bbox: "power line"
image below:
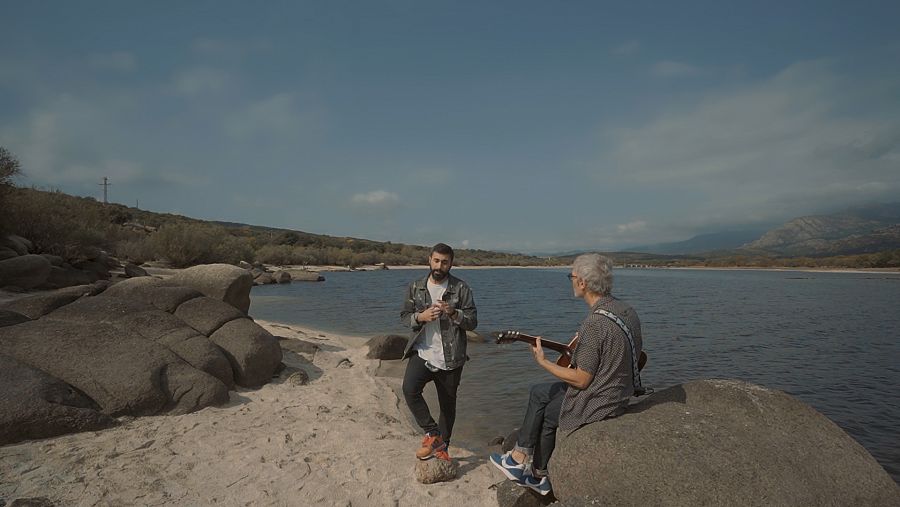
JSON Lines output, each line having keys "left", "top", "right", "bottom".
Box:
{"left": 98, "top": 177, "right": 111, "bottom": 204}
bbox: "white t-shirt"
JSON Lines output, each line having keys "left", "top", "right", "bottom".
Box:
{"left": 415, "top": 278, "right": 449, "bottom": 370}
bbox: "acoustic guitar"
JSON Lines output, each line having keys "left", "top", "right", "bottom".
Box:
{"left": 492, "top": 330, "right": 648, "bottom": 371}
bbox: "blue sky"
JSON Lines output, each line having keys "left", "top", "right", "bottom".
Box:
{"left": 2, "top": 1, "right": 899, "bottom": 253}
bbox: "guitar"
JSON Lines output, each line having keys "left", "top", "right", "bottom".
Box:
{"left": 492, "top": 330, "right": 648, "bottom": 371}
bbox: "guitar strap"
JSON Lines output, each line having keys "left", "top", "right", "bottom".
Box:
{"left": 593, "top": 309, "right": 650, "bottom": 396}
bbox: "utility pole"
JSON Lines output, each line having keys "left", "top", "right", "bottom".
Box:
{"left": 98, "top": 177, "right": 111, "bottom": 204}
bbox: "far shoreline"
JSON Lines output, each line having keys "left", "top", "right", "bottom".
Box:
{"left": 287, "top": 264, "right": 900, "bottom": 275}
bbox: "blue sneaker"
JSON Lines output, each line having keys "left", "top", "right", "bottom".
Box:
{"left": 489, "top": 452, "right": 526, "bottom": 483}
{"left": 523, "top": 475, "right": 552, "bottom": 496}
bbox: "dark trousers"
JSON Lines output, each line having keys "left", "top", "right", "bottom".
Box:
{"left": 402, "top": 354, "right": 464, "bottom": 443}
{"left": 517, "top": 381, "right": 567, "bottom": 473}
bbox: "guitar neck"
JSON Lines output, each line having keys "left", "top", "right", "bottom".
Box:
{"left": 498, "top": 332, "right": 571, "bottom": 354}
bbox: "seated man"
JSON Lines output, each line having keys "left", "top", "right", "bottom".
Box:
{"left": 490, "top": 253, "right": 643, "bottom": 496}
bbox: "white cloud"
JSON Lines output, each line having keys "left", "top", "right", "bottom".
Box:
{"left": 611, "top": 41, "right": 640, "bottom": 56}
{"left": 650, "top": 60, "right": 700, "bottom": 77}
{"left": 596, "top": 59, "right": 900, "bottom": 232}
{"left": 88, "top": 51, "right": 137, "bottom": 72}
{"left": 617, "top": 220, "right": 647, "bottom": 233}
{"left": 461, "top": 239, "right": 470, "bottom": 248}
{"left": 172, "top": 67, "right": 231, "bottom": 96}
{"left": 224, "top": 93, "right": 323, "bottom": 142}
{"left": 351, "top": 190, "right": 400, "bottom": 207}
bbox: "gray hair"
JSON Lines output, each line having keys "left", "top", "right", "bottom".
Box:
{"left": 572, "top": 253, "right": 613, "bottom": 295}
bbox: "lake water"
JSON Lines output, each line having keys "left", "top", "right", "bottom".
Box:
{"left": 249, "top": 267, "right": 900, "bottom": 482}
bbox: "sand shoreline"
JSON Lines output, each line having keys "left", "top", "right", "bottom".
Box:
{"left": 0, "top": 319, "right": 502, "bottom": 506}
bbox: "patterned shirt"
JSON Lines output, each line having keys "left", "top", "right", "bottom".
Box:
{"left": 558, "top": 295, "right": 643, "bottom": 434}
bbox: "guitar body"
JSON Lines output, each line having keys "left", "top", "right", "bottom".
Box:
{"left": 493, "top": 330, "right": 647, "bottom": 371}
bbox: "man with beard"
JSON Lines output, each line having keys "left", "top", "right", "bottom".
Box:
{"left": 400, "top": 243, "right": 478, "bottom": 462}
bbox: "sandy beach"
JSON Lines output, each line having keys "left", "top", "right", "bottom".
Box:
{"left": 0, "top": 320, "right": 502, "bottom": 506}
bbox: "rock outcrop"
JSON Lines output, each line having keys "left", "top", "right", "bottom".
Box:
{"left": 365, "top": 334, "right": 408, "bottom": 359}
{"left": 0, "top": 263, "right": 284, "bottom": 446}
{"left": 165, "top": 264, "right": 253, "bottom": 313}
{"left": 550, "top": 379, "right": 900, "bottom": 506}
{"left": 0, "top": 353, "right": 114, "bottom": 445}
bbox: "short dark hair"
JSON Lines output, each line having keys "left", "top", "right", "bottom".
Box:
{"left": 431, "top": 243, "right": 454, "bottom": 261}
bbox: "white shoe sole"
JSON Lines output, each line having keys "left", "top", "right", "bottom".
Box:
{"left": 490, "top": 455, "right": 524, "bottom": 482}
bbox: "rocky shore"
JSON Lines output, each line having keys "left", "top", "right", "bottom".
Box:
{"left": 1, "top": 320, "right": 502, "bottom": 506}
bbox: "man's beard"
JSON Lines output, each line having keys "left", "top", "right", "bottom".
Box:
{"left": 431, "top": 269, "right": 448, "bottom": 281}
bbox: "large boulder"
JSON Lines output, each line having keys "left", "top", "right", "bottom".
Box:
{"left": 272, "top": 270, "right": 291, "bottom": 284}
{"left": 0, "top": 254, "right": 52, "bottom": 289}
{"left": 0, "top": 247, "right": 18, "bottom": 261}
{"left": 0, "top": 319, "right": 229, "bottom": 416}
{"left": 0, "top": 283, "right": 105, "bottom": 319}
{"left": 44, "top": 295, "right": 234, "bottom": 389}
{"left": 209, "top": 318, "right": 282, "bottom": 387}
{"left": 365, "top": 334, "right": 408, "bottom": 360}
{"left": 0, "top": 309, "right": 31, "bottom": 328}
{"left": 41, "top": 265, "right": 95, "bottom": 289}
{"left": 164, "top": 264, "right": 253, "bottom": 314}
{"left": 174, "top": 296, "right": 245, "bottom": 336}
{"left": 0, "top": 235, "right": 31, "bottom": 255}
{"left": 550, "top": 379, "right": 900, "bottom": 506}
{"left": 100, "top": 277, "right": 202, "bottom": 313}
{"left": 0, "top": 353, "right": 114, "bottom": 445}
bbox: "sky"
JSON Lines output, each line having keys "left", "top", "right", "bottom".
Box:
{"left": 2, "top": 1, "right": 899, "bottom": 253}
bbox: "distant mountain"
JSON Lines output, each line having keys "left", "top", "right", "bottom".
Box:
{"left": 741, "top": 202, "right": 900, "bottom": 256}
{"left": 628, "top": 230, "right": 768, "bottom": 255}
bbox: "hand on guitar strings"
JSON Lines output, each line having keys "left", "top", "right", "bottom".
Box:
{"left": 530, "top": 336, "right": 547, "bottom": 364}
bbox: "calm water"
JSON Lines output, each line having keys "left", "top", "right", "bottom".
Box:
{"left": 250, "top": 268, "right": 900, "bottom": 481}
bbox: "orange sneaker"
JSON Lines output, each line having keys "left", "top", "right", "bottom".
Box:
{"left": 434, "top": 447, "right": 451, "bottom": 462}
{"left": 415, "top": 433, "right": 446, "bottom": 460}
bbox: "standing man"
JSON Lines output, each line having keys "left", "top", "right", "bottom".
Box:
{"left": 489, "top": 253, "right": 643, "bottom": 496}
{"left": 400, "top": 243, "right": 477, "bottom": 462}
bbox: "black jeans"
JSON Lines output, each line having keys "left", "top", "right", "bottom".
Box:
{"left": 402, "top": 354, "right": 464, "bottom": 443}
{"left": 516, "top": 381, "right": 567, "bottom": 473}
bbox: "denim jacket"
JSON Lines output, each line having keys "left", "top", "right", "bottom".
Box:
{"left": 400, "top": 273, "right": 477, "bottom": 370}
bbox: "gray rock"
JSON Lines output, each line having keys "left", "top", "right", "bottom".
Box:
{"left": 0, "top": 284, "right": 101, "bottom": 319}
{"left": 0, "top": 254, "right": 52, "bottom": 289}
{"left": 414, "top": 458, "right": 458, "bottom": 484}
{"left": 0, "top": 235, "right": 30, "bottom": 255}
{"left": 291, "top": 270, "right": 325, "bottom": 282}
{"left": 0, "top": 319, "right": 229, "bottom": 416}
{"left": 550, "top": 379, "right": 900, "bottom": 506}
{"left": 0, "top": 309, "right": 31, "bottom": 328}
{"left": 44, "top": 295, "right": 234, "bottom": 389}
{"left": 41, "top": 265, "right": 94, "bottom": 289}
{"left": 272, "top": 270, "right": 291, "bottom": 283}
{"left": 157, "top": 327, "right": 234, "bottom": 389}
{"left": 164, "top": 264, "right": 253, "bottom": 314}
{"left": 101, "top": 278, "right": 203, "bottom": 313}
{"left": 495, "top": 480, "right": 554, "bottom": 507}
{"left": 0, "top": 246, "right": 18, "bottom": 261}
{"left": 174, "top": 296, "right": 245, "bottom": 335}
{"left": 209, "top": 318, "right": 283, "bottom": 387}
{"left": 41, "top": 254, "right": 64, "bottom": 266}
{"left": 365, "top": 334, "right": 408, "bottom": 360}
{"left": 71, "top": 260, "right": 110, "bottom": 280}
{"left": 0, "top": 353, "right": 114, "bottom": 445}
{"left": 254, "top": 273, "right": 275, "bottom": 285}
{"left": 502, "top": 428, "right": 520, "bottom": 453}
{"left": 238, "top": 261, "right": 253, "bottom": 270}
{"left": 124, "top": 263, "right": 149, "bottom": 278}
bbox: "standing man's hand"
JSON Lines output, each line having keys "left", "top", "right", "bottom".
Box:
{"left": 434, "top": 301, "right": 457, "bottom": 319}
{"left": 417, "top": 305, "right": 443, "bottom": 322}
{"left": 531, "top": 337, "right": 547, "bottom": 365}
